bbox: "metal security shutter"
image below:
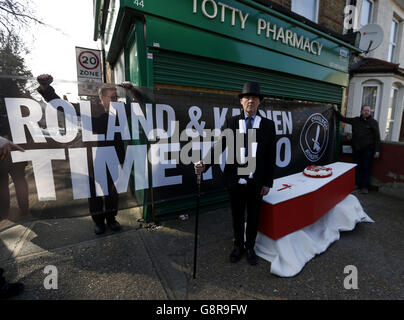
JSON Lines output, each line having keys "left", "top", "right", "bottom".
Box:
{"left": 149, "top": 49, "right": 343, "bottom": 222}
{"left": 153, "top": 50, "right": 343, "bottom": 104}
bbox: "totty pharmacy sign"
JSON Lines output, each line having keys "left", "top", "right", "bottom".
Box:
{"left": 192, "top": 0, "right": 324, "bottom": 56}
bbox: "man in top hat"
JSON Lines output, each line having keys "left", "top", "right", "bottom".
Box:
{"left": 195, "top": 82, "right": 276, "bottom": 265}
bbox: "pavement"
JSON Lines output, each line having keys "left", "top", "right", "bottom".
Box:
{"left": 0, "top": 189, "right": 403, "bottom": 301}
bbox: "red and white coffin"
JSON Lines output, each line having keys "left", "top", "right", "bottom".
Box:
{"left": 258, "top": 162, "right": 356, "bottom": 240}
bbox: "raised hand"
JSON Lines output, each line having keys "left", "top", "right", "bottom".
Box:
{"left": 37, "top": 74, "right": 53, "bottom": 89}
{"left": 0, "top": 136, "right": 24, "bottom": 161}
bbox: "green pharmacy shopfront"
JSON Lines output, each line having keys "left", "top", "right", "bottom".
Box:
{"left": 93, "top": 0, "right": 361, "bottom": 222}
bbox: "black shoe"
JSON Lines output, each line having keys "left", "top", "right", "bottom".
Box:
{"left": 246, "top": 248, "right": 258, "bottom": 265}
{"left": 229, "top": 246, "right": 245, "bottom": 263}
{"left": 107, "top": 218, "right": 121, "bottom": 232}
{"left": 94, "top": 222, "right": 106, "bottom": 235}
{"left": 0, "top": 281, "right": 24, "bottom": 299}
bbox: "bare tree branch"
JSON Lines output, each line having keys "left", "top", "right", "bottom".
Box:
{"left": 0, "top": 15, "right": 11, "bottom": 34}
{"left": 0, "top": 0, "right": 45, "bottom": 36}
{"left": 0, "top": 3, "right": 44, "bottom": 26}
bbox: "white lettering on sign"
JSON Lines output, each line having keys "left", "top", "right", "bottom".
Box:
{"left": 11, "top": 149, "right": 66, "bottom": 201}
{"left": 276, "top": 137, "right": 291, "bottom": 168}
{"left": 202, "top": 0, "right": 217, "bottom": 19}
{"left": 257, "top": 18, "right": 323, "bottom": 56}
{"left": 5, "top": 98, "right": 46, "bottom": 144}
{"left": 3, "top": 98, "right": 317, "bottom": 203}
{"left": 193, "top": 0, "right": 249, "bottom": 30}
{"left": 259, "top": 109, "right": 293, "bottom": 135}
{"left": 193, "top": 0, "right": 324, "bottom": 56}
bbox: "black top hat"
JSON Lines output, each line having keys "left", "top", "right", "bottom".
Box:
{"left": 238, "top": 82, "right": 264, "bottom": 101}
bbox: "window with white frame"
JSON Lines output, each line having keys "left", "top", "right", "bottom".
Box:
{"left": 388, "top": 19, "right": 399, "bottom": 62}
{"left": 385, "top": 86, "right": 399, "bottom": 141}
{"left": 360, "top": 0, "right": 373, "bottom": 28}
{"left": 361, "top": 84, "right": 379, "bottom": 119}
{"left": 291, "top": 0, "right": 319, "bottom": 23}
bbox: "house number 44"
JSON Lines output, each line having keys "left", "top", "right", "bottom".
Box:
{"left": 134, "top": 0, "right": 144, "bottom": 7}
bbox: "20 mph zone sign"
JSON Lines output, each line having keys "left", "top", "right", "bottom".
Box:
{"left": 75, "top": 47, "right": 102, "bottom": 82}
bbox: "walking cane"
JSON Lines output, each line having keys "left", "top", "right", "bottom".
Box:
{"left": 193, "top": 169, "right": 201, "bottom": 279}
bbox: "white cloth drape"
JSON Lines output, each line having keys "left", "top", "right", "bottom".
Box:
{"left": 255, "top": 194, "right": 374, "bottom": 277}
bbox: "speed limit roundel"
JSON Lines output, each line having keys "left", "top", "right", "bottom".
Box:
{"left": 78, "top": 51, "right": 100, "bottom": 70}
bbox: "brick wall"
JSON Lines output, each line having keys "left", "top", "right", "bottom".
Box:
{"left": 340, "top": 142, "right": 404, "bottom": 191}
{"left": 267, "top": 0, "right": 291, "bottom": 9}
{"left": 254, "top": 0, "right": 346, "bottom": 35}
{"left": 318, "top": 0, "right": 345, "bottom": 34}
{"left": 105, "top": 62, "right": 114, "bottom": 84}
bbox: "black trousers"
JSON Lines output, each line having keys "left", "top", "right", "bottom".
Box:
{"left": 353, "top": 148, "right": 374, "bottom": 189}
{"left": 228, "top": 180, "right": 263, "bottom": 250}
{"left": 0, "top": 268, "right": 5, "bottom": 287}
{"left": 88, "top": 193, "right": 119, "bottom": 225}
{"left": 0, "top": 159, "right": 29, "bottom": 217}
{"left": 88, "top": 174, "right": 119, "bottom": 225}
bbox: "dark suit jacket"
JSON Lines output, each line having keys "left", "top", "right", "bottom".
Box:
{"left": 205, "top": 113, "right": 276, "bottom": 191}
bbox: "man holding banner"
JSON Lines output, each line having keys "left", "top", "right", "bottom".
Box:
{"left": 195, "top": 82, "right": 276, "bottom": 266}
{"left": 36, "top": 75, "right": 122, "bottom": 235}
{"left": 0, "top": 136, "right": 25, "bottom": 299}
{"left": 333, "top": 105, "right": 381, "bottom": 194}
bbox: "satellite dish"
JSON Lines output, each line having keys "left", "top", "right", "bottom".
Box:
{"left": 359, "top": 24, "right": 384, "bottom": 53}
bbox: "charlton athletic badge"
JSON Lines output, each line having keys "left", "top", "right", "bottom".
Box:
{"left": 299, "top": 113, "right": 329, "bottom": 162}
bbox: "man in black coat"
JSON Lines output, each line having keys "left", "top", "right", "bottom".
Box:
{"left": 37, "top": 75, "right": 122, "bottom": 235}
{"left": 0, "top": 136, "right": 25, "bottom": 299}
{"left": 195, "top": 82, "right": 276, "bottom": 265}
{"left": 333, "top": 105, "right": 381, "bottom": 194}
